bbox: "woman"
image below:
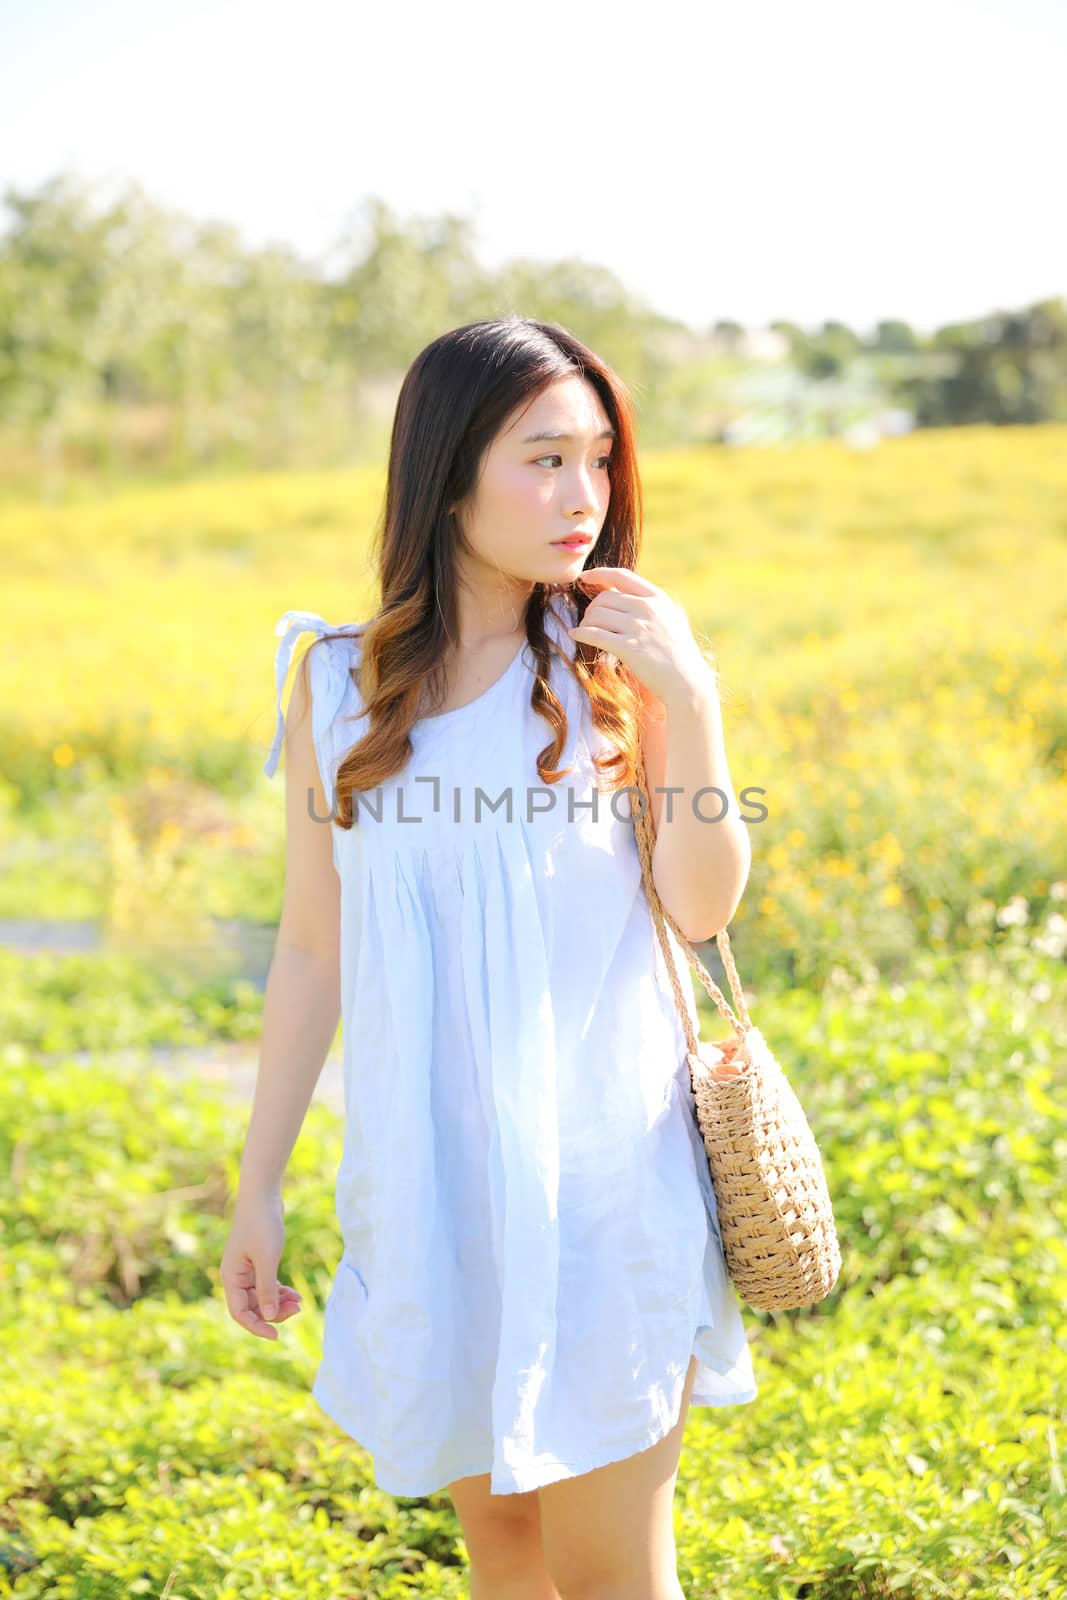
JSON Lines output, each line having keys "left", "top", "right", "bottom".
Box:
{"left": 221, "top": 316, "right": 758, "bottom": 1598}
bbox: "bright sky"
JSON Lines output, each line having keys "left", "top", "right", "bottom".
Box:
{"left": 1, "top": 0, "right": 1063, "bottom": 336}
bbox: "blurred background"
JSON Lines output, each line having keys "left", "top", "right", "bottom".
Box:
{"left": 1, "top": 2, "right": 1064, "bottom": 1596}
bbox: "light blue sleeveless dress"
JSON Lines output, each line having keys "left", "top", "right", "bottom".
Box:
{"left": 264, "top": 590, "right": 757, "bottom": 1498}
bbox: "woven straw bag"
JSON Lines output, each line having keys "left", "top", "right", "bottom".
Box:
{"left": 632, "top": 747, "right": 842, "bottom": 1312}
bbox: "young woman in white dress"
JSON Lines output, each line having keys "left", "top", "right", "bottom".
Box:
{"left": 221, "top": 316, "right": 756, "bottom": 1600}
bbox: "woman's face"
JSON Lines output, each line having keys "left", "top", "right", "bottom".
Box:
{"left": 453, "top": 373, "right": 615, "bottom": 590}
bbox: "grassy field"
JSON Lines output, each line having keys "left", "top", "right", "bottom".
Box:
{"left": 1, "top": 424, "right": 1065, "bottom": 1596}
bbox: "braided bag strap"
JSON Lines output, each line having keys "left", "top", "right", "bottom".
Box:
{"left": 630, "top": 744, "right": 752, "bottom": 1051}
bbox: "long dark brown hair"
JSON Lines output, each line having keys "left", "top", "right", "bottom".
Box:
{"left": 300, "top": 315, "right": 656, "bottom": 829}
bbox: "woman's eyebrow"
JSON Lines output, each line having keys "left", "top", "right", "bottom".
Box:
{"left": 522, "top": 427, "right": 617, "bottom": 443}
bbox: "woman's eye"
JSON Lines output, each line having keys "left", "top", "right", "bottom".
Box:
{"left": 535, "top": 454, "right": 613, "bottom": 469}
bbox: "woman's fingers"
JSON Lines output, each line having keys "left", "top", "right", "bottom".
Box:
{"left": 255, "top": 1283, "right": 303, "bottom": 1323}
{"left": 222, "top": 1261, "right": 303, "bottom": 1339}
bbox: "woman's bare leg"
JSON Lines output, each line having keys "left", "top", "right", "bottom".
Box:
{"left": 447, "top": 1471, "right": 562, "bottom": 1600}
{"left": 536, "top": 1353, "right": 700, "bottom": 1600}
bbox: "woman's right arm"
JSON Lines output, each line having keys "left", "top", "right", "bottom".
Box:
{"left": 221, "top": 648, "right": 340, "bottom": 1337}
{"left": 240, "top": 645, "right": 341, "bottom": 1195}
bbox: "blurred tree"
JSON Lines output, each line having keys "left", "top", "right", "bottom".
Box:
{"left": 712, "top": 318, "right": 745, "bottom": 350}
{"left": 873, "top": 319, "right": 919, "bottom": 354}
{"left": 1, "top": 171, "right": 1064, "bottom": 488}
{"left": 799, "top": 320, "right": 863, "bottom": 380}
{"left": 910, "top": 297, "right": 1067, "bottom": 425}
{"left": 769, "top": 319, "right": 807, "bottom": 355}
{"left": 322, "top": 197, "right": 492, "bottom": 374}
{"left": 0, "top": 174, "right": 114, "bottom": 489}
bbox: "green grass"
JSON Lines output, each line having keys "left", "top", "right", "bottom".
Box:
{"left": 1, "top": 932, "right": 1064, "bottom": 1597}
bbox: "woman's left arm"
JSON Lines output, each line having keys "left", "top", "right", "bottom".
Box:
{"left": 638, "top": 667, "right": 751, "bottom": 942}
{"left": 570, "top": 568, "right": 751, "bottom": 944}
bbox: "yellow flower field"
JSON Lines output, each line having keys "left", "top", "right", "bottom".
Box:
{"left": 2, "top": 422, "right": 1065, "bottom": 988}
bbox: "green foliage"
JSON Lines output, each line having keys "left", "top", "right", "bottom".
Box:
{"left": 0, "top": 949, "right": 268, "bottom": 1055}
{"left": 0, "top": 174, "right": 683, "bottom": 489}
